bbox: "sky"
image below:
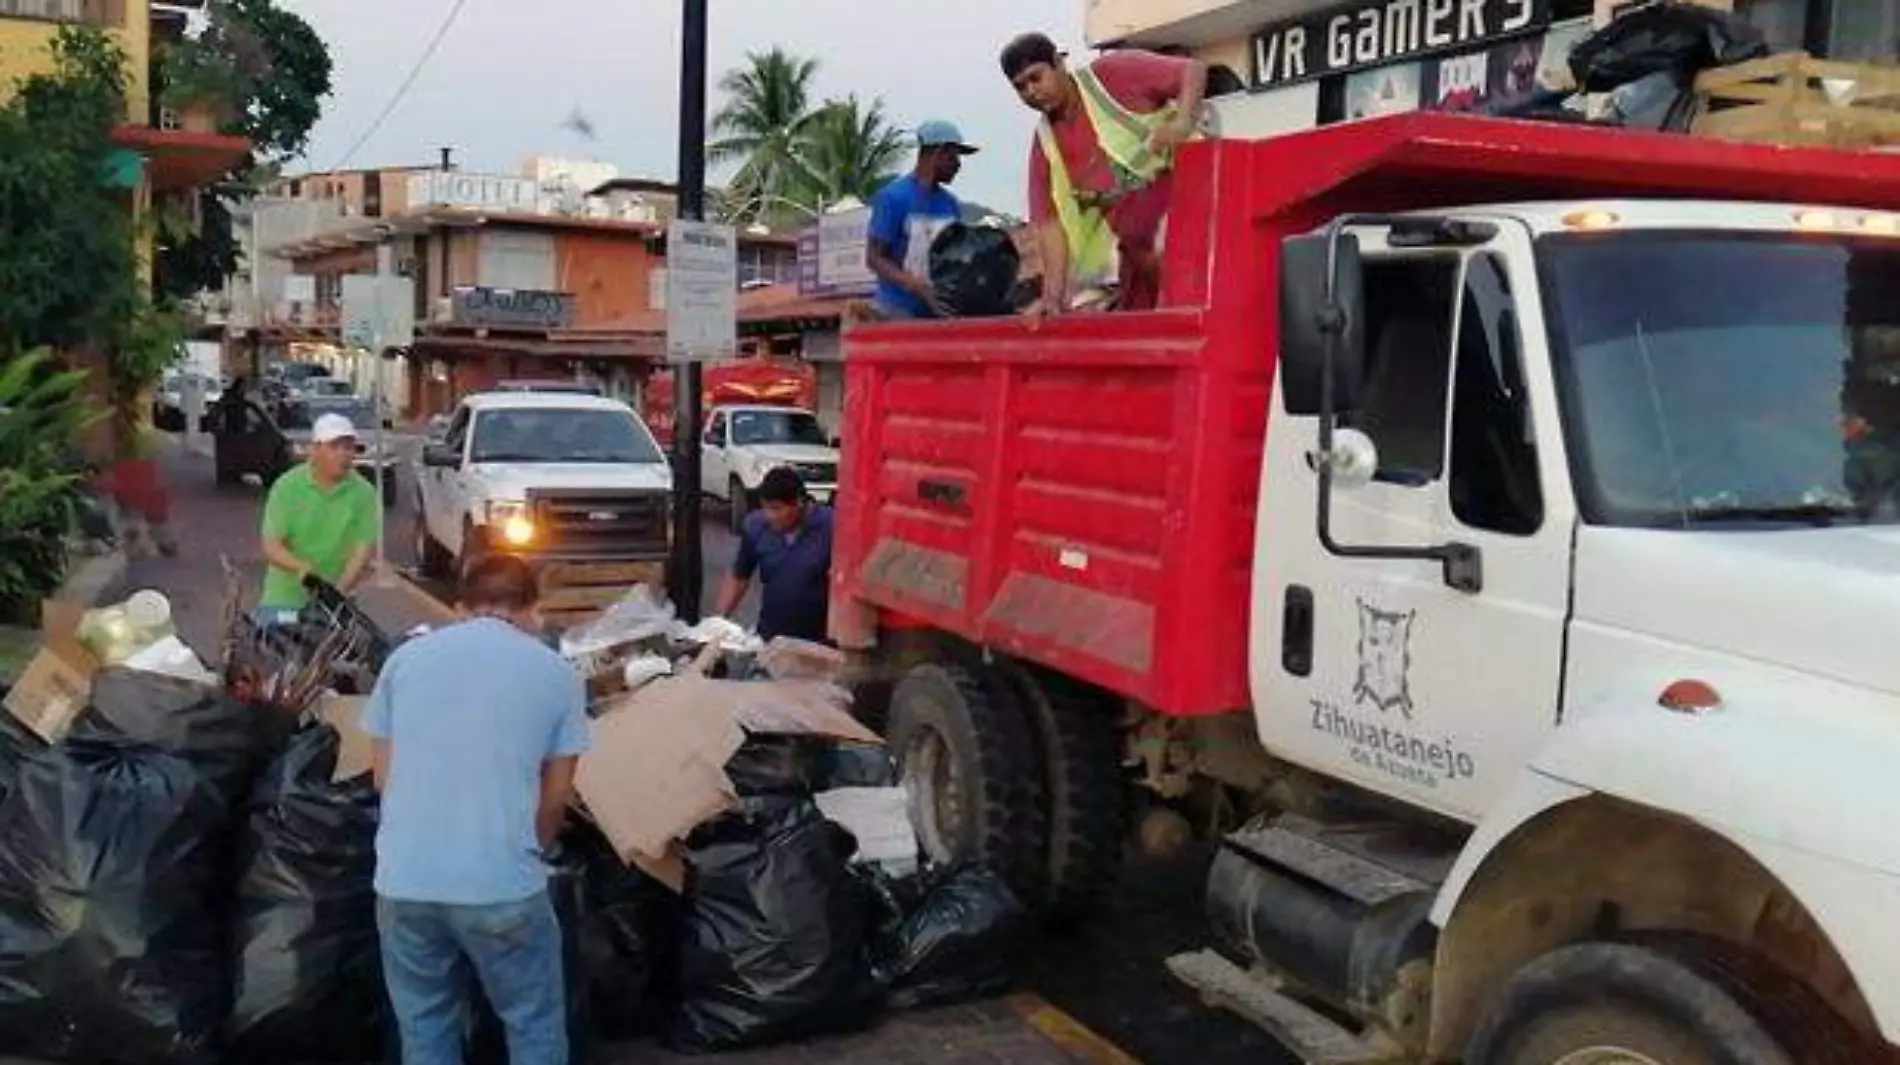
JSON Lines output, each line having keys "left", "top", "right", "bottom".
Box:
{"left": 275, "top": 0, "right": 1086, "bottom": 214}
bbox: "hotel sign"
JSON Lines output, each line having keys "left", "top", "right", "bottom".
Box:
{"left": 450, "top": 286, "right": 575, "bottom": 330}
{"left": 1251, "top": 0, "right": 1551, "bottom": 89}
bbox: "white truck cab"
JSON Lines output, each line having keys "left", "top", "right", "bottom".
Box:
{"left": 700, "top": 404, "right": 840, "bottom": 532}
{"left": 413, "top": 392, "right": 672, "bottom": 579}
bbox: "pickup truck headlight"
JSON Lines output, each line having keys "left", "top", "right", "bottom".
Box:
{"left": 485, "top": 500, "right": 536, "bottom": 547}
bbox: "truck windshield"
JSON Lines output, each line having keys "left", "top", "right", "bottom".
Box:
{"left": 470, "top": 408, "right": 663, "bottom": 464}
{"left": 730, "top": 409, "right": 827, "bottom": 446}
{"left": 1543, "top": 230, "right": 1900, "bottom": 527}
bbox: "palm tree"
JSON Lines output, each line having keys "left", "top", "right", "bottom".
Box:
{"left": 793, "top": 95, "right": 910, "bottom": 209}
{"left": 709, "top": 48, "right": 819, "bottom": 227}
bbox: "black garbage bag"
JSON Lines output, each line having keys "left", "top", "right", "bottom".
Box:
{"left": 567, "top": 819, "right": 682, "bottom": 1041}
{"left": 723, "top": 733, "right": 826, "bottom": 797}
{"left": 665, "top": 797, "right": 880, "bottom": 1053}
{"left": 227, "top": 724, "right": 387, "bottom": 1064}
{"left": 1567, "top": 0, "right": 1766, "bottom": 94}
{"left": 817, "top": 742, "right": 896, "bottom": 790}
{"left": 468, "top": 852, "right": 599, "bottom": 1065}
{"left": 881, "top": 866, "right": 1026, "bottom": 1010}
{"left": 0, "top": 738, "right": 234, "bottom": 1065}
{"left": 929, "top": 223, "right": 1023, "bottom": 319}
{"left": 75, "top": 667, "right": 291, "bottom": 802}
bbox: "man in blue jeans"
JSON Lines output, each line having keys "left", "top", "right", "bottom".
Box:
{"left": 865, "top": 119, "right": 979, "bottom": 320}
{"left": 362, "top": 554, "right": 590, "bottom": 1065}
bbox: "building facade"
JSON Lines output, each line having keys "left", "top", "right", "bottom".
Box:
{"left": 1088, "top": 0, "right": 1896, "bottom": 137}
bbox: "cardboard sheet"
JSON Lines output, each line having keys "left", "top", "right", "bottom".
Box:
{"left": 3, "top": 600, "right": 102, "bottom": 743}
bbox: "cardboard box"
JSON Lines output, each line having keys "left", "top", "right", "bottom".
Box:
{"left": 2, "top": 600, "right": 103, "bottom": 744}
{"left": 574, "top": 666, "right": 882, "bottom": 892}
{"left": 316, "top": 694, "right": 377, "bottom": 783}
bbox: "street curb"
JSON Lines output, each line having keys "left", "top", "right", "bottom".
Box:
{"left": 1009, "top": 992, "right": 1149, "bottom": 1065}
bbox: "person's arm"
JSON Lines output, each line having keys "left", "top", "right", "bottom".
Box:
{"left": 361, "top": 658, "right": 398, "bottom": 793}
{"left": 1091, "top": 50, "right": 1207, "bottom": 153}
{"left": 333, "top": 482, "right": 381, "bottom": 591}
{"left": 537, "top": 670, "right": 591, "bottom": 851}
{"left": 1149, "top": 55, "right": 1208, "bottom": 153}
{"left": 1026, "top": 143, "right": 1070, "bottom": 319}
{"left": 716, "top": 519, "right": 760, "bottom": 617}
{"left": 260, "top": 478, "right": 312, "bottom": 582}
{"left": 865, "top": 190, "right": 948, "bottom": 315}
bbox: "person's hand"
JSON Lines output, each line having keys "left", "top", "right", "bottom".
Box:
{"left": 1147, "top": 113, "right": 1196, "bottom": 155}
{"left": 909, "top": 276, "right": 953, "bottom": 318}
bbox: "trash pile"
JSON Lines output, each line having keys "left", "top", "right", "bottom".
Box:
{"left": 0, "top": 582, "right": 1026, "bottom": 1065}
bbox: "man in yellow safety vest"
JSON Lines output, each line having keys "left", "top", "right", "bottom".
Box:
{"left": 1000, "top": 32, "right": 1208, "bottom": 317}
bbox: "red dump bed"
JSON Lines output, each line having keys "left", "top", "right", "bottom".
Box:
{"left": 835, "top": 112, "right": 1900, "bottom": 718}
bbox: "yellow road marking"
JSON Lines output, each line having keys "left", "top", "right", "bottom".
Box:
{"left": 1010, "top": 991, "right": 1149, "bottom": 1065}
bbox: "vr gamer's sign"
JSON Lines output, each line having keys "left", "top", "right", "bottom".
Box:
{"left": 1251, "top": 0, "right": 1550, "bottom": 88}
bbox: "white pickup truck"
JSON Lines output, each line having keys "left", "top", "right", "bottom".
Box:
{"left": 700, "top": 404, "right": 840, "bottom": 533}
{"left": 412, "top": 392, "right": 673, "bottom": 579}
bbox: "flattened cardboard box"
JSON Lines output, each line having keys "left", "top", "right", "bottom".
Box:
{"left": 3, "top": 600, "right": 102, "bottom": 744}
{"left": 575, "top": 670, "right": 879, "bottom": 892}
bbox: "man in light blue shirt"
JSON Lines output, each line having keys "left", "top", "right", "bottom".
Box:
{"left": 362, "top": 554, "right": 590, "bottom": 1065}
{"left": 866, "top": 119, "right": 979, "bottom": 319}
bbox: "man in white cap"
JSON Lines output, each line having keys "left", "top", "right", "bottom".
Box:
{"left": 255, "top": 411, "right": 380, "bottom": 625}
{"left": 865, "top": 118, "right": 978, "bottom": 319}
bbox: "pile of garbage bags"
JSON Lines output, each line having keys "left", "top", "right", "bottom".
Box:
{"left": 0, "top": 660, "right": 1028, "bottom": 1065}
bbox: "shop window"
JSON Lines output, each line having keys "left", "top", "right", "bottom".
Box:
{"left": 1340, "top": 255, "right": 1459, "bottom": 485}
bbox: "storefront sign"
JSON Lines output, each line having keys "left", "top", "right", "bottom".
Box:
{"left": 798, "top": 206, "right": 875, "bottom": 298}
{"left": 449, "top": 286, "right": 575, "bottom": 330}
{"left": 406, "top": 172, "right": 541, "bottom": 213}
{"left": 1251, "top": 0, "right": 1551, "bottom": 89}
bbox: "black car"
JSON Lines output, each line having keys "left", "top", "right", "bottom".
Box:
{"left": 212, "top": 396, "right": 399, "bottom": 506}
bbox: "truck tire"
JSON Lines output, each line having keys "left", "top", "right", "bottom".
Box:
{"left": 995, "top": 661, "right": 1127, "bottom": 920}
{"left": 1467, "top": 935, "right": 1868, "bottom": 1065}
{"left": 888, "top": 662, "right": 1047, "bottom": 903}
{"left": 412, "top": 504, "right": 450, "bottom": 579}
{"left": 728, "top": 477, "right": 750, "bottom": 536}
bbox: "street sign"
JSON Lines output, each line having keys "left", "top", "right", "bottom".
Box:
{"left": 341, "top": 274, "right": 416, "bottom": 351}
{"left": 665, "top": 219, "right": 738, "bottom": 363}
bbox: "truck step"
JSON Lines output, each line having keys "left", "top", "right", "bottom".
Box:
{"left": 1165, "top": 950, "right": 1398, "bottom": 1065}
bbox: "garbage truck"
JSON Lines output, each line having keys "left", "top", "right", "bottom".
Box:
{"left": 831, "top": 112, "right": 1900, "bottom": 1064}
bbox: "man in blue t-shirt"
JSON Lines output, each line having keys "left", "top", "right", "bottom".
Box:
{"left": 715, "top": 466, "right": 833, "bottom": 643}
{"left": 362, "top": 554, "right": 591, "bottom": 1065}
{"left": 866, "top": 118, "right": 979, "bottom": 319}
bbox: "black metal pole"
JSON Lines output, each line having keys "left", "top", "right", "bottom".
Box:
{"left": 669, "top": 0, "right": 709, "bottom": 621}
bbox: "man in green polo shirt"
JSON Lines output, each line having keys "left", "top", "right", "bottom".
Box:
{"left": 256, "top": 412, "right": 380, "bottom": 624}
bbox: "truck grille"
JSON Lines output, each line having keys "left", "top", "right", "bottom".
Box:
{"left": 528, "top": 489, "right": 669, "bottom": 559}
{"left": 784, "top": 461, "right": 838, "bottom": 485}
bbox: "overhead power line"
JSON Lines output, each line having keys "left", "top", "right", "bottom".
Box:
{"left": 331, "top": 0, "right": 470, "bottom": 170}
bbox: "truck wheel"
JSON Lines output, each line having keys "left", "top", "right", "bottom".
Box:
{"left": 1468, "top": 936, "right": 1866, "bottom": 1065}
{"left": 995, "top": 662, "right": 1127, "bottom": 919}
{"left": 888, "top": 662, "right": 1047, "bottom": 903}
{"left": 728, "top": 477, "right": 750, "bottom": 535}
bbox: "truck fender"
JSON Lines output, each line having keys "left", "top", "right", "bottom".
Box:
{"left": 1430, "top": 692, "right": 1900, "bottom": 1044}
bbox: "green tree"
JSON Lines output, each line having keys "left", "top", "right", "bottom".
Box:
{"left": 709, "top": 47, "right": 820, "bottom": 227}
{"left": 793, "top": 95, "right": 908, "bottom": 208}
{"left": 154, "top": 0, "right": 333, "bottom": 302}
{"left": 0, "top": 27, "right": 139, "bottom": 359}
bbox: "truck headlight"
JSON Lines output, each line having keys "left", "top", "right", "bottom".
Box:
{"left": 485, "top": 500, "right": 536, "bottom": 546}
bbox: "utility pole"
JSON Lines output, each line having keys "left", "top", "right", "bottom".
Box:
{"left": 372, "top": 238, "right": 394, "bottom": 581}
{"left": 669, "top": 0, "right": 709, "bottom": 620}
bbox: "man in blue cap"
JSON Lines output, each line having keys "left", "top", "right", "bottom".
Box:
{"left": 865, "top": 119, "right": 979, "bottom": 319}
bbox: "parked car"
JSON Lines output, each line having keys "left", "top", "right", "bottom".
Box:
{"left": 151, "top": 372, "right": 221, "bottom": 432}
{"left": 701, "top": 404, "right": 840, "bottom": 533}
{"left": 413, "top": 392, "right": 671, "bottom": 580}
{"left": 212, "top": 395, "right": 398, "bottom": 506}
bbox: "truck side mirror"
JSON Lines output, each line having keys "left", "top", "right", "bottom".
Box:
{"left": 1279, "top": 232, "right": 1366, "bottom": 416}
{"left": 421, "top": 443, "right": 459, "bottom": 469}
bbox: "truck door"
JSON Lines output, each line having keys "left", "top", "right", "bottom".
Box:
{"left": 425, "top": 406, "right": 471, "bottom": 552}
{"left": 1253, "top": 230, "right": 1575, "bottom": 824}
{"left": 701, "top": 409, "right": 729, "bottom": 498}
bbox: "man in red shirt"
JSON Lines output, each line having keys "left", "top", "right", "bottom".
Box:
{"left": 1001, "top": 32, "right": 1207, "bottom": 315}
